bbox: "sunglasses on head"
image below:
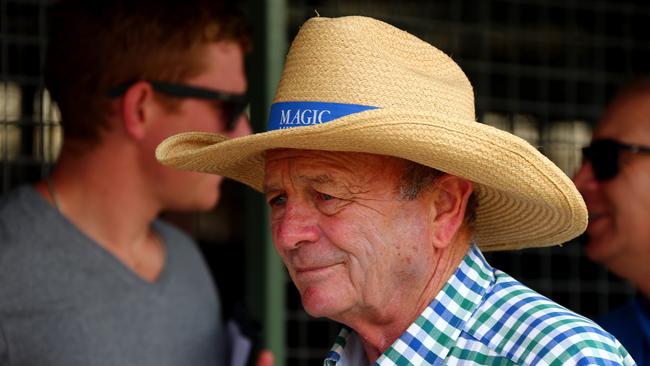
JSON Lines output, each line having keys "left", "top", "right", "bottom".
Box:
{"left": 107, "top": 80, "right": 248, "bottom": 131}
{"left": 581, "top": 138, "right": 650, "bottom": 181}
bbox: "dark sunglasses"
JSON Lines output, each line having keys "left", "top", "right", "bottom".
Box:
{"left": 107, "top": 80, "right": 248, "bottom": 131}
{"left": 581, "top": 138, "right": 650, "bottom": 181}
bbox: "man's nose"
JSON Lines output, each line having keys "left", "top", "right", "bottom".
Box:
{"left": 273, "top": 201, "right": 320, "bottom": 251}
{"left": 573, "top": 160, "right": 596, "bottom": 193}
{"left": 229, "top": 114, "right": 252, "bottom": 137}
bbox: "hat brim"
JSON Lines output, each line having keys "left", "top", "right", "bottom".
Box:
{"left": 156, "top": 108, "right": 587, "bottom": 251}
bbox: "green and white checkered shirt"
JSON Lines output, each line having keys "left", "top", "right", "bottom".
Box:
{"left": 324, "top": 245, "right": 636, "bottom": 365}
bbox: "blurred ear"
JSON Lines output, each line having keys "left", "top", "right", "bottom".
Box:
{"left": 120, "top": 81, "right": 156, "bottom": 140}
{"left": 430, "top": 175, "right": 473, "bottom": 248}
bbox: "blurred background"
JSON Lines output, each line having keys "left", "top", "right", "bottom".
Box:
{"left": 1, "top": 0, "right": 648, "bottom": 365}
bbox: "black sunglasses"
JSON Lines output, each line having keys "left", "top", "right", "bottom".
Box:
{"left": 581, "top": 138, "right": 650, "bottom": 181}
{"left": 107, "top": 80, "right": 248, "bottom": 131}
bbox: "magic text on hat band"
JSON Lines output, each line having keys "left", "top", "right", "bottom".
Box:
{"left": 268, "top": 101, "right": 378, "bottom": 131}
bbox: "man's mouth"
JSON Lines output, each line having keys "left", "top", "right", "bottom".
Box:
{"left": 295, "top": 263, "right": 338, "bottom": 273}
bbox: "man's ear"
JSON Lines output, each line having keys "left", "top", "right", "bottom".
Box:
{"left": 430, "top": 175, "right": 473, "bottom": 248}
{"left": 120, "top": 81, "right": 156, "bottom": 140}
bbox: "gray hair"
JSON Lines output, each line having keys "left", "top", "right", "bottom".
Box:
{"left": 399, "top": 161, "right": 478, "bottom": 230}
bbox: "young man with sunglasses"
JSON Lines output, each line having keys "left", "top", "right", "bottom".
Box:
{"left": 574, "top": 79, "right": 650, "bottom": 365}
{"left": 0, "top": 1, "right": 271, "bottom": 365}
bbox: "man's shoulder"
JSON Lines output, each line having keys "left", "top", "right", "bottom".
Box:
{"left": 460, "top": 269, "right": 635, "bottom": 365}
{"left": 0, "top": 186, "right": 50, "bottom": 257}
{"left": 597, "top": 296, "right": 647, "bottom": 363}
{"left": 0, "top": 186, "right": 73, "bottom": 307}
{"left": 0, "top": 185, "right": 39, "bottom": 220}
{"left": 598, "top": 297, "right": 641, "bottom": 328}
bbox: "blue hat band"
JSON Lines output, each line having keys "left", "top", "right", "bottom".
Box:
{"left": 268, "top": 101, "right": 378, "bottom": 131}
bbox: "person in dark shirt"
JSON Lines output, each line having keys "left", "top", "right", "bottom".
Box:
{"left": 574, "top": 79, "right": 650, "bottom": 365}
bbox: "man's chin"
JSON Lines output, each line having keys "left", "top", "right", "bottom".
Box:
{"left": 167, "top": 196, "right": 219, "bottom": 213}
{"left": 300, "top": 288, "right": 343, "bottom": 319}
{"left": 194, "top": 197, "right": 220, "bottom": 211}
{"left": 188, "top": 189, "right": 221, "bottom": 211}
{"left": 583, "top": 235, "right": 618, "bottom": 266}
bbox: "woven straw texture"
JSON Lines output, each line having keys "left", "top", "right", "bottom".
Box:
{"left": 156, "top": 16, "right": 587, "bottom": 251}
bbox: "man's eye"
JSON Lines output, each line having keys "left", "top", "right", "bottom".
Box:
{"left": 317, "top": 193, "right": 335, "bottom": 201}
{"left": 315, "top": 192, "right": 348, "bottom": 216}
{"left": 268, "top": 194, "right": 287, "bottom": 206}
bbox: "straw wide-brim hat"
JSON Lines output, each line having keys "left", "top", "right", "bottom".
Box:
{"left": 156, "top": 16, "right": 587, "bottom": 251}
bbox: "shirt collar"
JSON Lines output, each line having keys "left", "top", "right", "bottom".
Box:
{"left": 324, "top": 244, "right": 495, "bottom": 365}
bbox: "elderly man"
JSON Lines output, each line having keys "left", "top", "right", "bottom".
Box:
{"left": 574, "top": 79, "right": 650, "bottom": 365}
{"left": 158, "top": 16, "right": 634, "bottom": 365}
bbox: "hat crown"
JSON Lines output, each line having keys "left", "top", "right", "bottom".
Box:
{"left": 274, "top": 16, "right": 475, "bottom": 122}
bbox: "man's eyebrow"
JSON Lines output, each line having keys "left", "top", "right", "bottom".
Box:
{"left": 262, "top": 183, "right": 280, "bottom": 194}
{"left": 262, "top": 174, "right": 335, "bottom": 194}
{"left": 300, "top": 174, "right": 334, "bottom": 185}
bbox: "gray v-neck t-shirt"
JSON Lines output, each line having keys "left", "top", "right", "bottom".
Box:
{"left": 0, "top": 186, "right": 226, "bottom": 365}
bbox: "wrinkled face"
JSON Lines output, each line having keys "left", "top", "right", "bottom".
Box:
{"left": 264, "top": 149, "right": 437, "bottom": 320}
{"left": 573, "top": 92, "right": 650, "bottom": 276}
{"left": 152, "top": 41, "right": 251, "bottom": 211}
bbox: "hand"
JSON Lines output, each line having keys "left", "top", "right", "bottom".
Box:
{"left": 256, "top": 350, "right": 274, "bottom": 366}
